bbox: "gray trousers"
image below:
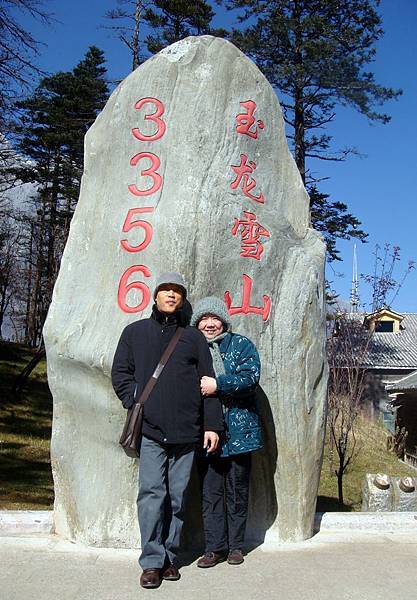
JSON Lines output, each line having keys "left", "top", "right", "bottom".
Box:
{"left": 138, "top": 436, "right": 195, "bottom": 569}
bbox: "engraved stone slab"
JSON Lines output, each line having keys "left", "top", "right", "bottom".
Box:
{"left": 44, "top": 36, "right": 327, "bottom": 546}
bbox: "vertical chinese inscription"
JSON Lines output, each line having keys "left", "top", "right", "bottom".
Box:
{"left": 225, "top": 100, "right": 272, "bottom": 321}
{"left": 117, "top": 97, "right": 166, "bottom": 313}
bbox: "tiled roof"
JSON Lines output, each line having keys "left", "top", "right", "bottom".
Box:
{"left": 364, "top": 313, "right": 417, "bottom": 370}
{"left": 386, "top": 370, "right": 417, "bottom": 393}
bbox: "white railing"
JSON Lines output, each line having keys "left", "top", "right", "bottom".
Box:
{"left": 404, "top": 450, "right": 417, "bottom": 469}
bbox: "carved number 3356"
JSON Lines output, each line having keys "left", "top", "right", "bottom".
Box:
{"left": 118, "top": 98, "right": 166, "bottom": 314}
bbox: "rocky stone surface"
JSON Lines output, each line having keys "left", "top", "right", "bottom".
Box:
{"left": 392, "top": 477, "right": 417, "bottom": 511}
{"left": 362, "top": 474, "right": 394, "bottom": 511}
{"left": 362, "top": 475, "right": 417, "bottom": 512}
{"left": 43, "top": 35, "right": 327, "bottom": 547}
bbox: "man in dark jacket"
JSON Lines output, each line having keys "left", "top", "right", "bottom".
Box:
{"left": 111, "top": 272, "right": 223, "bottom": 589}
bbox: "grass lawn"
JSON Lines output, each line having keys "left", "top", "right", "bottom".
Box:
{"left": 0, "top": 341, "right": 54, "bottom": 510}
{"left": 1, "top": 340, "right": 416, "bottom": 512}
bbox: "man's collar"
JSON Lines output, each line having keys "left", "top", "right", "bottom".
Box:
{"left": 151, "top": 304, "right": 180, "bottom": 325}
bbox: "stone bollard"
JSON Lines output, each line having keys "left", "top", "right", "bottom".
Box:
{"left": 362, "top": 473, "right": 393, "bottom": 511}
{"left": 392, "top": 477, "right": 417, "bottom": 511}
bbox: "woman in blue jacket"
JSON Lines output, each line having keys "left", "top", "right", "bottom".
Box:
{"left": 191, "top": 296, "right": 262, "bottom": 568}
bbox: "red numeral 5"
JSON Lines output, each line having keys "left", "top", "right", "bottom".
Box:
{"left": 120, "top": 208, "right": 154, "bottom": 253}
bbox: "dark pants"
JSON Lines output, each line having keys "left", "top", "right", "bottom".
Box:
{"left": 137, "top": 436, "right": 195, "bottom": 569}
{"left": 198, "top": 453, "right": 252, "bottom": 553}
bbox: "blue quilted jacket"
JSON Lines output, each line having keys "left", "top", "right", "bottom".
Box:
{"left": 214, "top": 332, "right": 263, "bottom": 457}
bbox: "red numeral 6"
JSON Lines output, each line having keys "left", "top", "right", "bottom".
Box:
{"left": 118, "top": 265, "right": 151, "bottom": 313}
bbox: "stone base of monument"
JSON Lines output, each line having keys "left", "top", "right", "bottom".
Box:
{"left": 3, "top": 510, "right": 417, "bottom": 541}
{"left": 362, "top": 474, "right": 417, "bottom": 511}
{"left": 314, "top": 511, "right": 417, "bottom": 534}
{"left": 0, "top": 511, "right": 54, "bottom": 535}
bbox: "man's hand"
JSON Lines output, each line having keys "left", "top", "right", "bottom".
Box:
{"left": 203, "top": 431, "right": 219, "bottom": 453}
{"left": 201, "top": 376, "right": 217, "bottom": 396}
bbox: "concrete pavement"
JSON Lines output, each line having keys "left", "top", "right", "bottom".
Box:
{"left": 1, "top": 527, "right": 417, "bottom": 600}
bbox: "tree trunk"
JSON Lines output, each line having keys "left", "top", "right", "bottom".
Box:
{"left": 29, "top": 194, "right": 47, "bottom": 347}
{"left": 132, "top": 0, "right": 141, "bottom": 70}
{"left": 337, "top": 470, "right": 344, "bottom": 506}
{"left": 337, "top": 444, "right": 345, "bottom": 506}
{"left": 46, "top": 154, "right": 60, "bottom": 298}
{"left": 13, "top": 343, "right": 46, "bottom": 395}
{"left": 292, "top": 1, "right": 305, "bottom": 183}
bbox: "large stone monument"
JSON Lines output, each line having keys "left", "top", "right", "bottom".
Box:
{"left": 44, "top": 36, "right": 328, "bottom": 547}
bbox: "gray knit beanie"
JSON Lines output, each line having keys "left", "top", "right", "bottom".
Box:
{"left": 191, "top": 296, "right": 232, "bottom": 331}
{"left": 153, "top": 272, "right": 187, "bottom": 299}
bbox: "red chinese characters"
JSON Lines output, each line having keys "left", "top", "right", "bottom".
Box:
{"left": 235, "top": 100, "right": 264, "bottom": 139}
{"left": 226, "top": 99, "right": 272, "bottom": 321}
{"left": 232, "top": 211, "right": 270, "bottom": 261}
{"left": 225, "top": 275, "right": 271, "bottom": 321}
{"left": 118, "top": 98, "right": 167, "bottom": 313}
{"left": 230, "top": 154, "right": 265, "bottom": 204}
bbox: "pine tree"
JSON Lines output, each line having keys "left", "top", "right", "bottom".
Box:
{"left": 144, "top": 0, "right": 215, "bottom": 53}
{"left": 10, "top": 47, "right": 109, "bottom": 345}
{"left": 0, "top": 216, "right": 20, "bottom": 338}
{"left": 218, "top": 0, "right": 401, "bottom": 261}
{"left": 309, "top": 185, "right": 367, "bottom": 262}
{"left": 0, "top": 0, "right": 51, "bottom": 162}
{"left": 223, "top": 0, "right": 401, "bottom": 184}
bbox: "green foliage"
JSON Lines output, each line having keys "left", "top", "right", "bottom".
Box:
{"left": 8, "top": 47, "right": 109, "bottom": 345}
{"left": 223, "top": 0, "right": 401, "bottom": 181}
{"left": 309, "top": 185, "right": 367, "bottom": 262}
{"left": 14, "top": 46, "right": 108, "bottom": 195}
{"left": 144, "top": 0, "right": 215, "bottom": 53}
{"left": 218, "top": 0, "right": 402, "bottom": 263}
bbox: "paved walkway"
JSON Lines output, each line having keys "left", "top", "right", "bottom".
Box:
{"left": 1, "top": 529, "right": 417, "bottom": 600}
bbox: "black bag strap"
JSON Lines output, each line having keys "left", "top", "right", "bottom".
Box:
{"left": 136, "top": 326, "right": 184, "bottom": 407}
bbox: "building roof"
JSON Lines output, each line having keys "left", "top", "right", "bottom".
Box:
{"left": 364, "top": 313, "right": 417, "bottom": 370}
{"left": 365, "top": 307, "right": 404, "bottom": 322}
{"left": 386, "top": 370, "right": 417, "bottom": 393}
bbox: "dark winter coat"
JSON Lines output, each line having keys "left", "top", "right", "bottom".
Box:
{"left": 215, "top": 332, "right": 263, "bottom": 457}
{"left": 111, "top": 306, "right": 224, "bottom": 445}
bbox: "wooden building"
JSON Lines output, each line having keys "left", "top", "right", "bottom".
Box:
{"left": 386, "top": 370, "right": 417, "bottom": 467}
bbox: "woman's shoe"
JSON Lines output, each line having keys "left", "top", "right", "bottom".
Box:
{"left": 227, "top": 549, "right": 244, "bottom": 565}
{"left": 197, "top": 552, "right": 226, "bottom": 568}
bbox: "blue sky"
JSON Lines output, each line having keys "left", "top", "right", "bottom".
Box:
{"left": 15, "top": 0, "right": 417, "bottom": 312}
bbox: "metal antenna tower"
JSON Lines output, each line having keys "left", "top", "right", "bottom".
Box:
{"left": 350, "top": 243, "right": 360, "bottom": 312}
